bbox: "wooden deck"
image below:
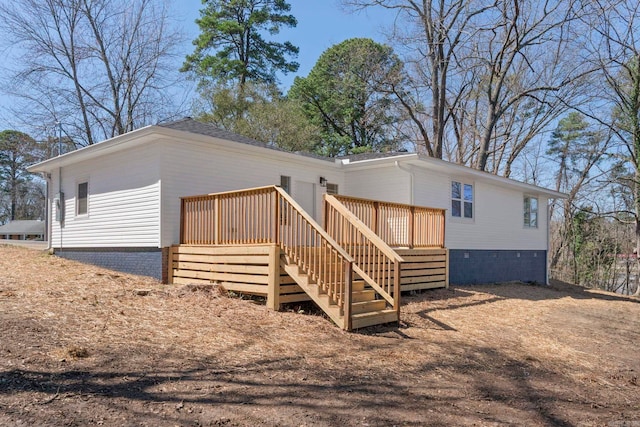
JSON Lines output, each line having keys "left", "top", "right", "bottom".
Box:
{"left": 171, "top": 186, "right": 448, "bottom": 330}
{"left": 170, "top": 244, "right": 310, "bottom": 310}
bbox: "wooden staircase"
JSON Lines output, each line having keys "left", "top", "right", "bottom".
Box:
{"left": 176, "top": 185, "right": 448, "bottom": 330}
{"left": 281, "top": 253, "right": 398, "bottom": 329}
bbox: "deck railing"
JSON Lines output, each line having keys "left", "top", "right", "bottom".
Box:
{"left": 330, "top": 195, "right": 446, "bottom": 248}
{"left": 324, "top": 195, "right": 402, "bottom": 312}
{"left": 180, "top": 186, "right": 355, "bottom": 327}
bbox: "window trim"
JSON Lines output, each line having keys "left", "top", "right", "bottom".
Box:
{"left": 523, "top": 195, "right": 539, "bottom": 229}
{"left": 451, "top": 180, "right": 474, "bottom": 221}
{"left": 76, "top": 180, "right": 89, "bottom": 217}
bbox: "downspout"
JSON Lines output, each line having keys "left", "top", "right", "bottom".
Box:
{"left": 394, "top": 161, "right": 414, "bottom": 204}
{"left": 42, "top": 172, "right": 52, "bottom": 250}
{"left": 546, "top": 199, "right": 551, "bottom": 285}
{"left": 57, "top": 123, "right": 63, "bottom": 252}
{"left": 58, "top": 166, "right": 63, "bottom": 253}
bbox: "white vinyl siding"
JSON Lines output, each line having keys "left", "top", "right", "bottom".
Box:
{"left": 43, "top": 127, "right": 553, "bottom": 254}
{"left": 50, "top": 145, "right": 161, "bottom": 248}
{"left": 343, "top": 165, "right": 410, "bottom": 203}
{"left": 410, "top": 168, "right": 547, "bottom": 251}
{"left": 447, "top": 182, "right": 547, "bottom": 250}
{"left": 159, "top": 139, "right": 343, "bottom": 246}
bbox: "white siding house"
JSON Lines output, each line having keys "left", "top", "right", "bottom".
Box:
{"left": 28, "top": 118, "right": 564, "bottom": 284}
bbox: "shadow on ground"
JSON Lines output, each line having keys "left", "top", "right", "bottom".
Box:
{"left": 0, "top": 341, "right": 596, "bottom": 427}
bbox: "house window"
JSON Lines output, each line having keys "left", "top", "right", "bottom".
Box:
{"left": 326, "top": 183, "right": 338, "bottom": 195}
{"left": 524, "top": 196, "right": 538, "bottom": 228}
{"left": 280, "top": 175, "right": 291, "bottom": 194}
{"left": 451, "top": 181, "right": 473, "bottom": 219}
{"left": 77, "top": 181, "right": 88, "bottom": 216}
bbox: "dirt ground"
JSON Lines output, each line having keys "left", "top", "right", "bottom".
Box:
{"left": 0, "top": 245, "right": 638, "bottom": 426}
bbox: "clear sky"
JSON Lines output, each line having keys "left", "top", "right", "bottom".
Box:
{"left": 175, "top": 0, "right": 397, "bottom": 90}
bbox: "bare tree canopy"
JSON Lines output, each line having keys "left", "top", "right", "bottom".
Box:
{"left": 0, "top": 130, "right": 44, "bottom": 223}
{"left": 0, "top": 0, "right": 184, "bottom": 147}
{"left": 343, "top": 0, "right": 588, "bottom": 175}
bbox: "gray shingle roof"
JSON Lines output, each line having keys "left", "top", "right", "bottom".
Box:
{"left": 157, "top": 118, "right": 333, "bottom": 162}
{"left": 0, "top": 220, "right": 45, "bottom": 234}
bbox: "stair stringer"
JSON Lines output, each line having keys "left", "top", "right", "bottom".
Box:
{"left": 280, "top": 256, "right": 346, "bottom": 329}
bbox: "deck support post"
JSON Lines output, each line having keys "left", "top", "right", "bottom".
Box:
{"left": 267, "top": 244, "right": 281, "bottom": 311}
{"left": 167, "top": 245, "right": 175, "bottom": 284}
{"left": 344, "top": 260, "right": 353, "bottom": 331}
{"left": 445, "top": 248, "right": 450, "bottom": 289}
{"left": 394, "top": 260, "right": 401, "bottom": 326}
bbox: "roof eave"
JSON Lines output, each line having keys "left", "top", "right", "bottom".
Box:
{"left": 27, "top": 125, "right": 159, "bottom": 173}
{"left": 343, "top": 153, "right": 567, "bottom": 199}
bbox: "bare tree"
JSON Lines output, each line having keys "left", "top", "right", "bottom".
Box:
{"left": 575, "top": 0, "right": 640, "bottom": 295}
{"left": 344, "top": 0, "right": 493, "bottom": 159}
{"left": 345, "top": 0, "right": 586, "bottom": 176}
{"left": 0, "top": 0, "right": 184, "bottom": 146}
{"left": 466, "top": 0, "right": 585, "bottom": 173}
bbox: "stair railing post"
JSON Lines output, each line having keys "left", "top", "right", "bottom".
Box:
{"left": 213, "top": 195, "right": 219, "bottom": 245}
{"left": 440, "top": 209, "right": 446, "bottom": 248}
{"left": 179, "top": 197, "right": 185, "bottom": 244}
{"left": 273, "top": 189, "right": 280, "bottom": 245}
{"left": 344, "top": 260, "right": 353, "bottom": 331}
{"left": 409, "top": 206, "right": 415, "bottom": 249}
{"left": 394, "top": 259, "right": 401, "bottom": 326}
{"left": 372, "top": 201, "right": 378, "bottom": 235}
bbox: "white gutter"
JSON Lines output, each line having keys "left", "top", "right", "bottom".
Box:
{"left": 395, "top": 161, "right": 415, "bottom": 205}
{"left": 546, "top": 200, "right": 551, "bottom": 285}
{"left": 41, "top": 172, "right": 52, "bottom": 251}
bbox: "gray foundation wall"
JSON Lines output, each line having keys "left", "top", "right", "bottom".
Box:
{"left": 449, "top": 249, "right": 547, "bottom": 285}
{"left": 54, "top": 247, "right": 163, "bottom": 280}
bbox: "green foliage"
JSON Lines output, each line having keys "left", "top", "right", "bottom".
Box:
{"left": 0, "top": 130, "right": 42, "bottom": 222}
{"left": 570, "top": 210, "right": 618, "bottom": 285}
{"left": 289, "top": 38, "right": 406, "bottom": 157}
{"left": 194, "top": 81, "right": 320, "bottom": 152}
{"left": 182, "top": 0, "right": 299, "bottom": 87}
{"left": 547, "top": 112, "right": 605, "bottom": 191}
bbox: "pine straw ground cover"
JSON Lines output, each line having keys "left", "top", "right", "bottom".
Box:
{"left": 0, "top": 245, "right": 638, "bottom": 426}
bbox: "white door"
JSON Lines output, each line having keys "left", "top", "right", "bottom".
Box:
{"left": 294, "top": 181, "right": 316, "bottom": 220}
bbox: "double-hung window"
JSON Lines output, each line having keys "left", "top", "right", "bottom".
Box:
{"left": 451, "top": 181, "right": 473, "bottom": 219}
{"left": 524, "top": 196, "right": 538, "bottom": 228}
{"left": 77, "top": 181, "right": 88, "bottom": 216}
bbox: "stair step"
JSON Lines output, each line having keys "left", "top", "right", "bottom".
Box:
{"left": 351, "top": 299, "right": 387, "bottom": 314}
{"left": 352, "top": 280, "right": 366, "bottom": 292}
{"left": 351, "top": 289, "right": 376, "bottom": 302}
{"left": 281, "top": 260, "right": 345, "bottom": 328}
{"left": 351, "top": 309, "right": 398, "bottom": 329}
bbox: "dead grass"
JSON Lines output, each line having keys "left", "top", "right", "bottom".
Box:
{"left": 0, "top": 244, "right": 639, "bottom": 426}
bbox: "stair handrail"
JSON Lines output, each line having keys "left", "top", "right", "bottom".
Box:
{"left": 273, "top": 187, "right": 353, "bottom": 261}
{"left": 180, "top": 185, "right": 366, "bottom": 330}
{"left": 274, "top": 187, "right": 357, "bottom": 329}
{"left": 324, "top": 194, "right": 403, "bottom": 309}
{"left": 330, "top": 194, "right": 446, "bottom": 248}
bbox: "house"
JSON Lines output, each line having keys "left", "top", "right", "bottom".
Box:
{"left": 27, "top": 118, "right": 565, "bottom": 329}
{"left": 0, "top": 220, "right": 45, "bottom": 240}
